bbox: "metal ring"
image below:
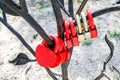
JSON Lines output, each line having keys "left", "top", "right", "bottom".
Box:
{"left": 64, "top": 20, "right": 71, "bottom": 39}
{"left": 87, "top": 10, "right": 98, "bottom": 38}
{"left": 75, "top": 14, "right": 82, "bottom": 34}
{"left": 69, "top": 17, "right": 77, "bottom": 37}
{"left": 80, "top": 12, "right": 89, "bottom": 32}
{"left": 87, "top": 10, "right": 95, "bottom": 29}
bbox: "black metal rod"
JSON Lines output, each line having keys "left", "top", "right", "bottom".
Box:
{"left": 74, "top": 5, "right": 120, "bottom": 26}
{"left": 0, "top": 12, "right": 58, "bottom": 80}
{"left": 19, "top": 0, "right": 28, "bottom": 14}
{"left": 59, "top": 0, "right": 64, "bottom": 6}
{"left": 0, "top": 2, "right": 19, "bottom": 16}
{"left": 50, "top": 0, "right": 64, "bottom": 38}
{"left": 0, "top": 17, "right": 35, "bottom": 56}
{"left": 95, "top": 73, "right": 104, "bottom": 80}
{"left": 95, "top": 35, "right": 114, "bottom": 80}
{"left": 50, "top": 0, "right": 69, "bottom": 80}
{"left": 66, "top": 47, "right": 73, "bottom": 68}
{"left": 0, "top": 0, "right": 54, "bottom": 45}
{"left": 61, "top": 63, "right": 69, "bottom": 80}
{"left": 68, "top": 0, "right": 74, "bottom": 17}
{"left": 45, "top": 68, "right": 58, "bottom": 80}
{"left": 0, "top": 1, "right": 120, "bottom": 80}
{"left": 76, "top": 0, "right": 88, "bottom": 15}
{"left": 2, "top": 11, "right": 7, "bottom": 22}
{"left": 58, "top": 0, "right": 71, "bottom": 17}
{"left": 92, "top": 5, "right": 120, "bottom": 18}
{"left": 22, "top": 14, "right": 54, "bottom": 45}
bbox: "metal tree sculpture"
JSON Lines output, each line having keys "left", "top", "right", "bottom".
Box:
{"left": 0, "top": 0, "right": 120, "bottom": 80}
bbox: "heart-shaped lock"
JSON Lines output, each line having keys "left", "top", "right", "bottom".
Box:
{"left": 36, "top": 35, "right": 70, "bottom": 68}
{"left": 36, "top": 44, "right": 57, "bottom": 68}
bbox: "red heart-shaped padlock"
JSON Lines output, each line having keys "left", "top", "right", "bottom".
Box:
{"left": 36, "top": 35, "right": 70, "bottom": 68}
{"left": 36, "top": 44, "right": 57, "bottom": 68}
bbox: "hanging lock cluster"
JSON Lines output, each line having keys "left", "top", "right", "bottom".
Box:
{"left": 64, "top": 10, "right": 98, "bottom": 48}
{"left": 35, "top": 10, "right": 98, "bottom": 68}
{"left": 63, "top": 17, "right": 79, "bottom": 48}
{"left": 75, "top": 10, "right": 97, "bottom": 43}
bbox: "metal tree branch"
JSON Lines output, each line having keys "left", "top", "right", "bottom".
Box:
{"left": 0, "top": 1, "right": 63, "bottom": 80}
{"left": 104, "top": 74, "right": 111, "bottom": 80}
{"left": 0, "top": 0, "right": 54, "bottom": 45}
{"left": 76, "top": 0, "right": 88, "bottom": 15}
{"left": 66, "top": 47, "right": 73, "bottom": 68}
{"left": 92, "top": 4, "right": 120, "bottom": 18}
{"left": 59, "top": 0, "right": 64, "bottom": 6}
{"left": 45, "top": 68, "right": 58, "bottom": 80}
{"left": 68, "top": 0, "right": 74, "bottom": 17}
{"left": 0, "top": 7, "right": 58, "bottom": 80}
{"left": 0, "top": 14, "right": 58, "bottom": 80}
{"left": 50, "top": 0, "right": 70, "bottom": 80}
{"left": 0, "top": 1, "right": 120, "bottom": 80}
{"left": 2, "top": 11, "right": 7, "bottom": 22}
{"left": 95, "top": 35, "right": 114, "bottom": 80}
{"left": 112, "top": 66, "right": 120, "bottom": 76}
{"left": 0, "top": 17, "right": 35, "bottom": 56}
{"left": 58, "top": 0, "right": 71, "bottom": 17}
{"left": 50, "top": 0, "right": 64, "bottom": 38}
{"left": 19, "top": 0, "right": 28, "bottom": 15}
{"left": 0, "top": 2, "right": 19, "bottom": 16}
{"left": 74, "top": 5, "right": 120, "bottom": 26}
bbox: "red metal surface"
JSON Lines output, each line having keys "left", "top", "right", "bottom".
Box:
{"left": 36, "top": 44, "right": 57, "bottom": 68}
{"left": 36, "top": 35, "right": 70, "bottom": 68}
{"left": 64, "top": 20, "right": 73, "bottom": 48}
{"left": 87, "top": 10, "right": 98, "bottom": 38}
{"left": 87, "top": 10, "right": 95, "bottom": 29}
{"left": 69, "top": 17, "right": 79, "bottom": 46}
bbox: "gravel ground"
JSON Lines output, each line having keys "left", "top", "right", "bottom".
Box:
{"left": 0, "top": 0, "right": 120, "bottom": 80}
